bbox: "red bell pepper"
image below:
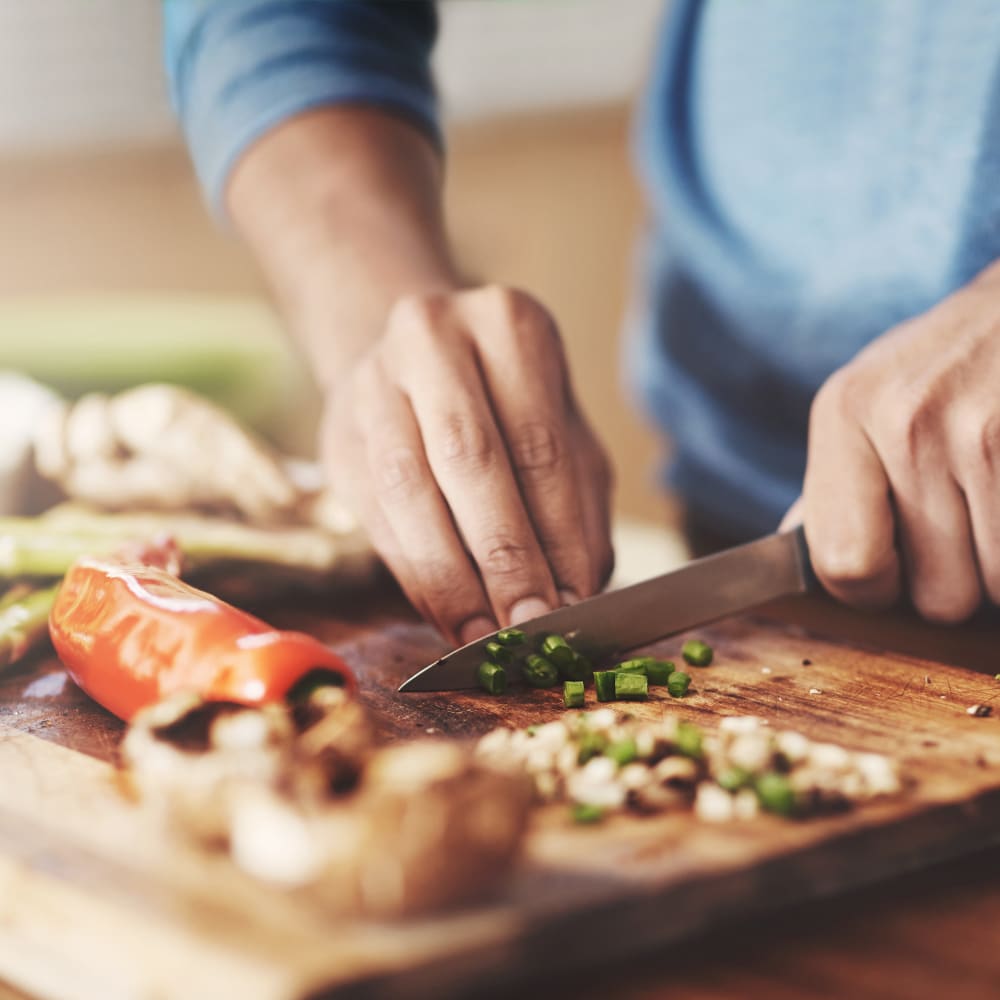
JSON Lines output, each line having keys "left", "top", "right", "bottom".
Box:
{"left": 49, "top": 552, "right": 355, "bottom": 721}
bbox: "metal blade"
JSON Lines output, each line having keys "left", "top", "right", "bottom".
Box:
{"left": 398, "top": 527, "right": 813, "bottom": 692}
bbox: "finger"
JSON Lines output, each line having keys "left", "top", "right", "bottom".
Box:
{"left": 467, "top": 290, "right": 595, "bottom": 599}
{"left": 571, "top": 416, "right": 615, "bottom": 591}
{"left": 888, "top": 467, "right": 981, "bottom": 623}
{"left": 803, "top": 378, "right": 901, "bottom": 608}
{"left": 355, "top": 360, "right": 497, "bottom": 644}
{"left": 953, "top": 412, "right": 1000, "bottom": 605}
{"left": 386, "top": 317, "right": 559, "bottom": 625}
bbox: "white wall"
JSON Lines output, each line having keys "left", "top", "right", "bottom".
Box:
{"left": 0, "top": 0, "right": 665, "bottom": 151}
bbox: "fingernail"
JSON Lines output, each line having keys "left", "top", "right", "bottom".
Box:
{"left": 558, "top": 589, "right": 581, "bottom": 606}
{"left": 509, "top": 597, "right": 552, "bottom": 625}
{"left": 459, "top": 616, "right": 495, "bottom": 646}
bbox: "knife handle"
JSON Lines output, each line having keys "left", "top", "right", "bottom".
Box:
{"left": 789, "top": 524, "right": 819, "bottom": 593}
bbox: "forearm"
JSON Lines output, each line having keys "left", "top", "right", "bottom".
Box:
{"left": 227, "top": 107, "right": 461, "bottom": 389}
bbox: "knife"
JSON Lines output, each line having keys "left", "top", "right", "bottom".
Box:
{"left": 398, "top": 525, "right": 815, "bottom": 692}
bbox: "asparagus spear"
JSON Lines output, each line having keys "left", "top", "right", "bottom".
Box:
{"left": 0, "top": 509, "right": 370, "bottom": 579}
{"left": 0, "top": 583, "right": 58, "bottom": 669}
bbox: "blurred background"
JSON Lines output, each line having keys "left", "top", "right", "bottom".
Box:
{"left": 0, "top": 0, "right": 683, "bottom": 571}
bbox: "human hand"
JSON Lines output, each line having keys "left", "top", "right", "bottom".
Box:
{"left": 783, "top": 262, "right": 1000, "bottom": 622}
{"left": 322, "top": 285, "right": 614, "bottom": 644}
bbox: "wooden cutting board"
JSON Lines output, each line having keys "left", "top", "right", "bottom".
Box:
{"left": 1, "top": 592, "right": 999, "bottom": 1000}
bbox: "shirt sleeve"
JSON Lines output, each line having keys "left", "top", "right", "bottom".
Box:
{"left": 162, "top": 0, "right": 441, "bottom": 215}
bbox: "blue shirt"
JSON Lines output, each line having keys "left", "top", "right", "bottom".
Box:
{"left": 164, "top": 0, "right": 1000, "bottom": 540}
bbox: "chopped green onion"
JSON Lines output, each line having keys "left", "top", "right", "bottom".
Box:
{"left": 563, "top": 651, "right": 593, "bottom": 682}
{"left": 614, "top": 656, "right": 655, "bottom": 676}
{"left": 994, "top": 673, "right": 1000, "bottom": 682}
{"left": 646, "top": 659, "right": 675, "bottom": 685}
{"left": 615, "top": 672, "right": 648, "bottom": 701}
{"left": 605, "top": 737, "right": 638, "bottom": 766}
{"left": 494, "top": 627, "right": 527, "bottom": 646}
{"left": 484, "top": 640, "right": 514, "bottom": 667}
{"left": 526, "top": 725, "right": 541, "bottom": 736}
{"left": 563, "top": 680, "right": 585, "bottom": 708}
{"left": 676, "top": 721, "right": 703, "bottom": 759}
{"left": 476, "top": 660, "right": 507, "bottom": 695}
{"left": 577, "top": 729, "right": 608, "bottom": 763}
{"left": 522, "top": 653, "right": 559, "bottom": 689}
{"left": 571, "top": 803, "right": 605, "bottom": 825}
{"left": 716, "top": 766, "right": 751, "bottom": 792}
{"left": 594, "top": 670, "right": 617, "bottom": 702}
{"left": 755, "top": 772, "right": 797, "bottom": 816}
{"left": 682, "top": 639, "right": 713, "bottom": 667}
{"left": 666, "top": 671, "right": 692, "bottom": 698}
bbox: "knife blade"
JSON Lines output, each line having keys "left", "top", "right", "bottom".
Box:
{"left": 398, "top": 526, "right": 815, "bottom": 692}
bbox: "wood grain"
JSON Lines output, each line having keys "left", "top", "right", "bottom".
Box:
{"left": 2, "top": 593, "right": 1000, "bottom": 999}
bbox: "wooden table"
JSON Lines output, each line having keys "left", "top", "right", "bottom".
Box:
{"left": 2, "top": 590, "right": 1000, "bottom": 1000}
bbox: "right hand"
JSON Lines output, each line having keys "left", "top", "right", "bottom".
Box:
{"left": 322, "top": 285, "right": 614, "bottom": 645}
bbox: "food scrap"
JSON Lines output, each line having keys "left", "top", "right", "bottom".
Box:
{"left": 476, "top": 711, "right": 903, "bottom": 824}
{"left": 966, "top": 704, "right": 992, "bottom": 718}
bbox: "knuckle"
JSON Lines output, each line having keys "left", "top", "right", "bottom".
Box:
{"left": 479, "top": 535, "right": 533, "bottom": 579}
{"left": 511, "top": 421, "right": 565, "bottom": 474}
{"left": 387, "top": 292, "right": 450, "bottom": 334}
{"left": 372, "top": 445, "right": 425, "bottom": 503}
{"left": 812, "top": 368, "right": 860, "bottom": 422}
{"left": 954, "top": 410, "right": 1000, "bottom": 472}
{"left": 480, "top": 285, "right": 556, "bottom": 344}
{"left": 438, "top": 411, "right": 496, "bottom": 471}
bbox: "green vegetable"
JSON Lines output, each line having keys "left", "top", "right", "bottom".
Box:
{"left": 681, "top": 639, "right": 713, "bottom": 667}
{"left": 614, "top": 656, "right": 655, "bottom": 676}
{"left": 484, "top": 640, "right": 514, "bottom": 667}
{"left": 614, "top": 672, "right": 648, "bottom": 701}
{"left": 563, "top": 680, "right": 585, "bottom": 708}
{"left": 494, "top": 627, "right": 526, "bottom": 647}
{"left": 522, "top": 653, "right": 559, "bottom": 689}
{"left": 541, "top": 634, "right": 591, "bottom": 681}
{"left": 594, "top": 670, "right": 617, "bottom": 702}
{"left": 716, "top": 767, "right": 751, "bottom": 792}
{"left": 666, "top": 671, "right": 692, "bottom": 698}
{"left": 477, "top": 660, "right": 507, "bottom": 695}
{"left": 605, "top": 737, "right": 638, "bottom": 766}
{"left": 646, "top": 659, "right": 675, "bottom": 685}
{"left": 0, "top": 583, "right": 59, "bottom": 670}
{"left": 571, "top": 803, "right": 605, "bottom": 824}
{"left": 755, "top": 772, "right": 797, "bottom": 816}
{"left": 577, "top": 729, "right": 608, "bottom": 763}
{"left": 676, "top": 721, "right": 703, "bottom": 759}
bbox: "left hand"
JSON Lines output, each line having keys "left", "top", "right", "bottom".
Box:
{"left": 782, "top": 260, "right": 1000, "bottom": 622}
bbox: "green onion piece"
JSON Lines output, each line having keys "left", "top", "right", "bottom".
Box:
{"left": 994, "top": 673, "right": 1000, "bottom": 682}
{"left": 614, "top": 656, "right": 655, "bottom": 676}
{"left": 614, "top": 672, "right": 648, "bottom": 701}
{"left": 676, "top": 721, "right": 703, "bottom": 759}
{"left": 594, "top": 670, "right": 618, "bottom": 702}
{"left": 647, "top": 659, "right": 675, "bottom": 686}
{"left": 605, "top": 737, "right": 638, "bottom": 766}
{"left": 476, "top": 660, "right": 507, "bottom": 695}
{"left": 541, "top": 634, "right": 584, "bottom": 679}
{"left": 666, "top": 671, "right": 692, "bottom": 698}
{"left": 494, "top": 627, "right": 527, "bottom": 646}
{"left": 484, "top": 640, "right": 514, "bottom": 667}
{"left": 571, "top": 803, "right": 605, "bottom": 825}
{"left": 716, "top": 766, "right": 751, "bottom": 792}
{"left": 577, "top": 729, "right": 608, "bottom": 764}
{"left": 563, "top": 680, "right": 585, "bottom": 708}
{"left": 522, "top": 653, "right": 560, "bottom": 689}
{"left": 526, "top": 725, "right": 541, "bottom": 736}
{"left": 563, "top": 651, "right": 593, "bottom": 682}
{"left": 755, "top": 772, "right": 797, "bottom": 816}
{"left": 682, "top": 639, "right": 713, "bottom": 667}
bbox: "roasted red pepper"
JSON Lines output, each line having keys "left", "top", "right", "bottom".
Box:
{"left": 49, "top": 553, "right": 355, "bottom": 721}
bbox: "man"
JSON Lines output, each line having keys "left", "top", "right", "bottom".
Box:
{"left": 165, "top": 0, "right": 1000, "bottom": 643}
